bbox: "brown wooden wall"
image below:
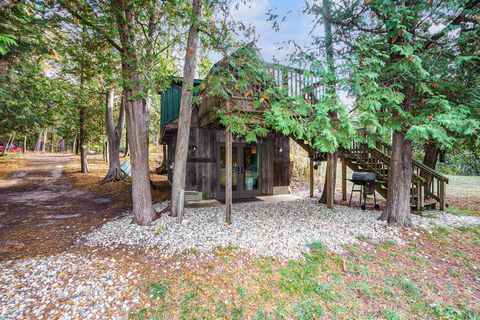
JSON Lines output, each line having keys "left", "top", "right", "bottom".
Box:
{"left": 164, "top": 109, "right": 290, "bottom": 199}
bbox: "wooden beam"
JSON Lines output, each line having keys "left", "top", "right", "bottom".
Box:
{"left": 309, "top": 157, "right": 314, "bottom": 198}
{"left": 342, "top": 157, "right": 347, "bottom": 201}
{"left": 225, "top": 130, "right": 232, "bottom": 224}
{"left": 326, "top": 153, "right": 335, "bottom": 209}
{"left": 439, "top": 180, "right": 446, "bottom": 211}
{"left": 417, "top": 180, "right": 424, "bottom": 212}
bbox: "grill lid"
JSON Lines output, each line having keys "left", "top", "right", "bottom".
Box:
{"left": 352, "top": 172, "right": 376, "bottom": 183}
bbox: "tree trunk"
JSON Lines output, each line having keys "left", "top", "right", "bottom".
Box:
{"left": 34, "top": 130, "right": 42, "bottom": 152}
{"left": 42, "top": 128, "right": 47, "bottom": 153}
{"left": 422, "top": 141, "right": 439, "bottom": 194}
{"left": 72, "top": 133, "right": 77, "bottom": 154}
{"left": 171, "top": 0, "right": 202, "bottom": 218}
{"left": 102, "top": 89, "right": 126, "bottom": 183}
{"left": 318, "top": 0, "right": 338, "bottom": 204}
{"left": 156, "top": 144, "right": 167, "bottom": 174}
{"left": 379, "top": 131, "right": 413, "bottom": 227}
{"left": 153, "top": 132, "right": 158, "bottom": 146}
{"left": 113, "top": 0, "right": 155, "bottom": 225}
{"left": 123, "top": 127, "right": 129, "bottom": 157}
{"left": 124, "top": 91, "right": 155, "bottom": 224}
{"left": 59, "top": 138, "right": 65, "bottom": 153}
{"left": 1, "top": 133, "right": 14, "bottom": 156}
{"left": 50, "top": 127, "right": 55, "bottom": 153}
{"left": 23, "top": 135, "right": 27, "bottom": 153}
{"left": 319, "top": 153, "right": 337, "bottom": 204}
{"left": 79, "top": 71, "right": 89, "bottom": 173}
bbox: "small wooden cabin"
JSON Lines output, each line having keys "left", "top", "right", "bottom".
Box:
{"left": 160, "top": 79, "right": 291, "bottom": 201}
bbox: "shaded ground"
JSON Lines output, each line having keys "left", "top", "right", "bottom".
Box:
{"left": 0, "top": 154, "right": 132, "bottom": 260}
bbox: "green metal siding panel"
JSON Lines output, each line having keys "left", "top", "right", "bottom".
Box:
{"left": 160, "top": 79, "right": 203, "bottom": 128}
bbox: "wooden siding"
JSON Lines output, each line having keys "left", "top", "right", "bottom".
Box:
{"left": 164, "top": 109, "right": 290, "bottom": 199}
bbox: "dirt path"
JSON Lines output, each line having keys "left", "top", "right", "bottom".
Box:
{"left": 0, "top": 154, "right": 128, "bottom": 260}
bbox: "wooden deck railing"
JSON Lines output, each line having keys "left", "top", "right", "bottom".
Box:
{"left": 376, "top": 142, "right": 449, "bottom": 210}
{"left": 343, "top": 140, "right": 447, "bottom": 212}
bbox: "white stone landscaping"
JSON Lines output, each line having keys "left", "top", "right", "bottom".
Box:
{"left": 82, "top": 200, "right": 480, "bottom": 259}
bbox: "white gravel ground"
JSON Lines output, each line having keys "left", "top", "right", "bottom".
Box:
{"left": 0, "top": 253, "right": 140, "bottom": 320}
{"left": 2, "top": 200, "right": 479, "bottom": 320}
{"left": 82, "top": 200, "right": 480, "bottom": 259}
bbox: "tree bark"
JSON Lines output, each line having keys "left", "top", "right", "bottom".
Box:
{"left": 1, "top": 133, "right": 14, "bottom": 156}
{"left": 23, "top": 135, "right": 27, "bottom": 153}
{"left": 59, "top": 138, "right": 65, "bottom": 153}
{"left": 50, "top": 127, "right": 55, "bottom": 153}
{"left": 422, "top": 141, "right": 439, "bottom": 194}
{"left": 42, "top": 128, "right": 47, "bottom": 153}
{"left": 379, "top": 131, "right": 413, "bottom": 227}
{"left": 123, "top": 127, "right": 129, "bottom": 157}
{"left": 156, "top": 144, "right": 167, "bottom": 174}
{"left": 79, "top": 71, "right": 89, "bottom": 173}
{"left": 102, "top": 89, "right": 126, "bottom": 183}
{"left": 72, "top": 133, "right": 77, "bottom": 154}
{"left": 113, "top": 0, "right": 155, "bottom": 225}
{"left": 319, "top": 0, "right": 338, "bottom": 204}
{"left": 34, "top": 130, "right": 42, "bottom": 152}
{"left": 171, "top": 0, "right": 202, "bottom": 218}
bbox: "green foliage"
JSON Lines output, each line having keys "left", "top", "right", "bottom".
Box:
{"left": 346, "top": 1, "right": 480, "bottom": 150}
{"left": 0, "top": 34, "right": 17, "bottom": 55}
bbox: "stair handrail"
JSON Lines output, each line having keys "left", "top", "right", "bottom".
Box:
{"left": 376, "top": 141, "right": 449, "bottom": 183}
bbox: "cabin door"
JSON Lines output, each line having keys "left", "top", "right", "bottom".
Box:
{"left": 218, "top": 143, "right": 261, "bottom": 199}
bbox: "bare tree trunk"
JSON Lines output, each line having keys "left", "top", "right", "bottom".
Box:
{"left": 23, "top": 135, "right": 27, "bottom": 153}
{"left": 1, "top": 133, "right": 14, "bottom": 156}
{"left": 153, "top": 132, "right": 158, "bottom": 146}
{"left": 123, "top": 127, "right": 129, "bottom": 157}
{"left": 319, "top": 153, "right": 337, "bottom": 203}
{"left": 50, "top": 127, "right": 55, "bottom": 153}
{"left": 171, "top": 0, "right": 202, "bottom": 218}
{"left": 59, "top": 138, "right": 65, "bottom": 153}
{"left": 72, "top": 133, "right": 77, "bottom": 154}
{"left": 102, "top": 89, "right": 126, "bottom": 183}
{"left": 156, "top": 144, "right": 167, "bottom": 174}
{"left": 124, "top": 91, "right": 155, "bottom": 224}
{"left": 113, "top": 0, "right": 155, "bottom": 225}
{"left": 42, "top": 128, "right": 47, "bottom": 153}
{"left": 79, "top": 71, "right": 89, "bottom": 173}
{"left": 422, "top": 141, "right": 439, "bottom": 194}
{"left": 379, "top": 131, "right": 413, "bottom": 227}
{"left": 34, "top": 130, "right": 42, "bottom": 152}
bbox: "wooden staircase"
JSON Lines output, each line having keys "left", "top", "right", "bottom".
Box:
{"left": 341, "top": 141, "right": 449, "bottom": 212}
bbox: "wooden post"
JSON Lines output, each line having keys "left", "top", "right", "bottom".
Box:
{"left": 225, "top": 130, "right": 232, "bottom": 224}
{"left": 439, "top": 180, "right": 446, "bottom": 211}
{"left": 177, "top": 189, "right": 185, "bottom": 223}
{"left": 341, "top": 157, "right": 347, "bottom": 201}
{"left": 309, "top": 157, "right": 314, "bottom": 198}
{"left": 326, "top": 153, "right": 335, "bottom": 209}
{"left": 417, "top": 180, "right": 424, "bottom": 212}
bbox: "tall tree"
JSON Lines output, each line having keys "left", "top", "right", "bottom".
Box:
{"left": 55, "top": 0, "right": 184, "bottom": 225}
{"left": 102, "top": 89, "right": 125, "bottom": 183}
{"left": 170, "top": 0, "right": 202, "bottom": 219}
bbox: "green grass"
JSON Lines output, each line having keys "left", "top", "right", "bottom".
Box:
{"left": 129, "top": 226, "right": 480, "bottom": 319}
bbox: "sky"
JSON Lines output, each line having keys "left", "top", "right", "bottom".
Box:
{"left": 229, "top": 0, "right": 319, "bottom": 64}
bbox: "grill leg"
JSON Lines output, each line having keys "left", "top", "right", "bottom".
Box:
{"left": 348, "top": 183, "right": 355, "bottom": 206}
{"left": 359, "top": 185, "right": 363, "bottom": 207}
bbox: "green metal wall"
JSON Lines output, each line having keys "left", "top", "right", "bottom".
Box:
{"left": 160, "top": 79, "right": 203, "bottom": 128}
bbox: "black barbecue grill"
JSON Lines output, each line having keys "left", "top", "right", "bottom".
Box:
{"left": 349, "top": 172, "right": 380, "bottom": 210}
